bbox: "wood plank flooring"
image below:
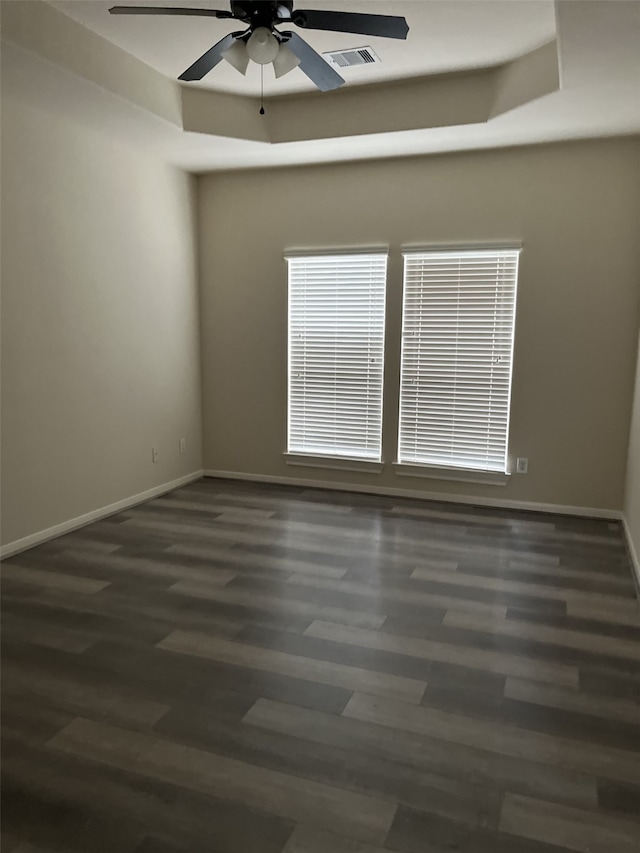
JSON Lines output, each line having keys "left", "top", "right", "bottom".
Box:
{"left": 2, "top": 478, "right": 639, "bottom": 853}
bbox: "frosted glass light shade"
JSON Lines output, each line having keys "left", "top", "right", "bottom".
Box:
{"left": 273, "top": 43, "right": 301, "bottom": 78}
{"left": 247, "top": 27, "right": 279, "bottom": 64}
{"left": 222, "top": 40, "right": 250, "bottom": 75}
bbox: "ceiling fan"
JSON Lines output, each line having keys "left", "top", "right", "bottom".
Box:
{"left": 109, "top": 1, "right": 409, "bottom": 92}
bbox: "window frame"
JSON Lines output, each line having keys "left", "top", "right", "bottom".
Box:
{"left": 396, "top": 244, "right": 521, "bottom": 482}
{"left": 285, "top": 249, "right": 388, "bottom": 470}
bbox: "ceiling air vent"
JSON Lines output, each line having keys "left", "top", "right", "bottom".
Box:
{"left": 323, "top": 47, "right": 381, "bottom": 69}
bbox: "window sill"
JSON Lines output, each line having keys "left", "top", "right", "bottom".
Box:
{"left": 393, "top": 462, "right": 510, "bottom": 486}
{"left": 284, "top": 453, "right": 383, "bottom": 474}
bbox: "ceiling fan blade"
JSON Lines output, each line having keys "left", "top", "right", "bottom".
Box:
{"left": 109, "top": 6, "right": 233, "bottom": 18}
{"left": 292, "top": 10, "right": 409, "bottom": 40}
{"left": 281, "top": 31, "right": 344, "bottom": 91}
{"left": 179, "top": 32, "right": 240, "bottom": 81}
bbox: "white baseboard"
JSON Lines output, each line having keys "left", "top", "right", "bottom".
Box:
{"left": 203, "top": 469, "right": 622, "bottom": 520}
{"left": 622, "top": 516, "right": 640, "bottom": 592}
{"left": 0, "top": 470, "right": 204, "bottom": 559}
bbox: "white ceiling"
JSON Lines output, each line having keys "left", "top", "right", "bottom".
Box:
{"left": 3, "top": 1, "right": 640, "bottom": 172}
{"left": 51, "top": 0, "right": 558, "bottom": 96}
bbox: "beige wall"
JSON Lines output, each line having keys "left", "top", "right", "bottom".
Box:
{"left": 1, "top": 97, "right": 203, "bottom": 549}
{"left": 624, "top": 333, "right": 640, "bottom": 575}
{"left": 198, "top": 139, "right": 640, "bottom": 512}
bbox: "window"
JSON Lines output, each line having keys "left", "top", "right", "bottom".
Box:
{"left": 398, "top": 248, "right": 520, "bottom": 474}
{"left": 287, "top": 252, "right": 387, "bottom": 464}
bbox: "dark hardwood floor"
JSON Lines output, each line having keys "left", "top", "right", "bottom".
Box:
{"left": 2, "top": 477, "right": 639, "bottom": 852}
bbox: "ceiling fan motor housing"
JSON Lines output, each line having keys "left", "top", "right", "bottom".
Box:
{"left": 230, "top": 0, "right": 294, "bottom": 30}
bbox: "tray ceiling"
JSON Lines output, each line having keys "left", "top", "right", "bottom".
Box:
{"left": 2, "top": 1, "right": 639, "bottom": 172}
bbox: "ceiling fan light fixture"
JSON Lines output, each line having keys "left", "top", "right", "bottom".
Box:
{"left": 272, "top": 43, "right": 301, "bottom": 78}
{"left": 222, "top": 39, "right": 250, "bottom": 75}
{"left": 246, "top": 27, "right": 280, "bottom": 64}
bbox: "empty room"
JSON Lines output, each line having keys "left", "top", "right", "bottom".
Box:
{"left": 1, "top": 1, "right": 640, "bottom": 851}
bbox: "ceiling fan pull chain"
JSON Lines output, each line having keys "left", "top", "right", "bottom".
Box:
{"left": 259, "top": 64, "right": 265, "bottom": 115}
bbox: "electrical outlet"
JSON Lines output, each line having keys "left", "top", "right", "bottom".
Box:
{"left": 179, "top": 437, "right": 186, "bottom": 454}
{"left": 152, "top": 448, "right": 159, "bottom": 463}
{"left": 516, "top": 457, "right": 528, "bottom": 474}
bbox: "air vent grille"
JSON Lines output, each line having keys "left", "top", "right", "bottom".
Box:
{"left": 324, "top": 47, "right": 381, "bottom": 69}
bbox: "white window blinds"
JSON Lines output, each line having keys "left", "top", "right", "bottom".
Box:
{"left": 287, "top": 253, "right": 387, "bottom": 461}
{"left": 399, "top": 248, "right": 520, "bottom": 473}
